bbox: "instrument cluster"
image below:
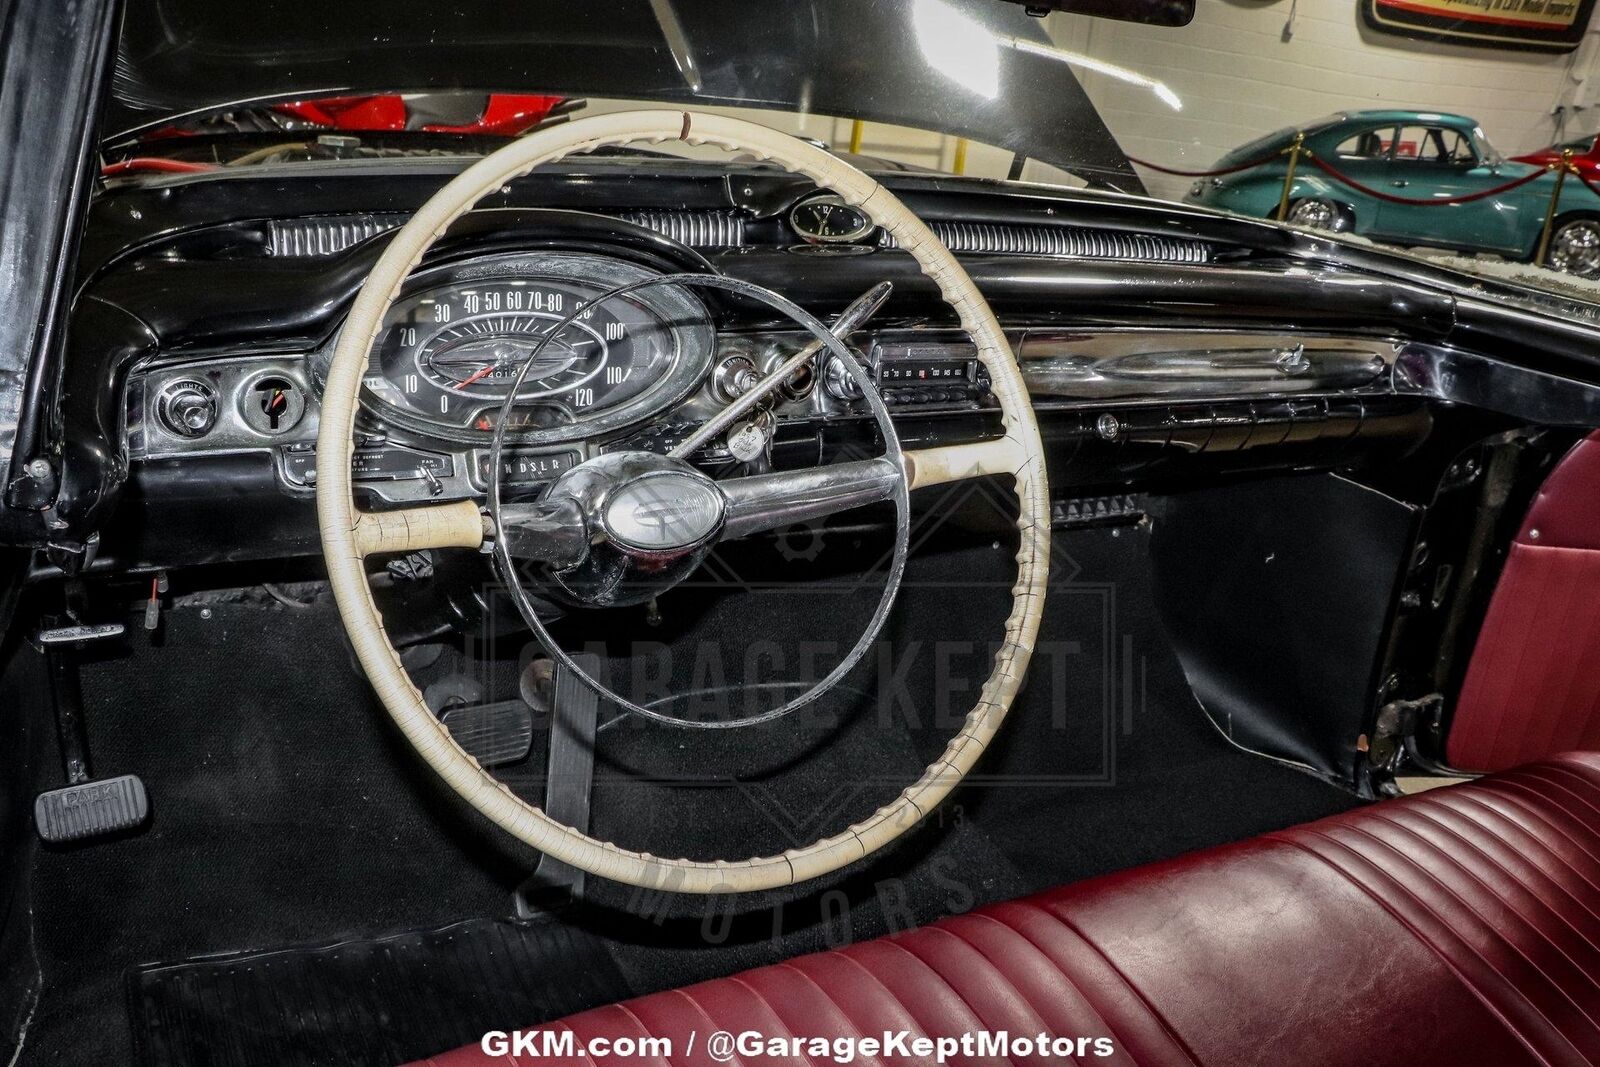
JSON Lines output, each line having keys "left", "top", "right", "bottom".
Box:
{"left": 337, "top": 251, "right": 715, "bottom": 446}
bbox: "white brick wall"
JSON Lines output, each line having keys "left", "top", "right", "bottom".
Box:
{"left": 1049, "top": 0, "right": 1596, "bottom": 200}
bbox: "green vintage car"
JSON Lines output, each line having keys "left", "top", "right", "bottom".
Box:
{"left": 1184, "top": 109, "right": 1600, "bottom": 275}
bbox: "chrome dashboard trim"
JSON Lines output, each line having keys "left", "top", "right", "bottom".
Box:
{"left": 616, "top": 209, "right": 746, "bottom": 248}
{"left": 1394, "top": 344, "right": 1600, "bottom": 428}
{"left": 1015, "top": 331, "right": 1397, "bottom": 400}
{"left": 254, "top": 211, "right": 1216, "bottom": 262}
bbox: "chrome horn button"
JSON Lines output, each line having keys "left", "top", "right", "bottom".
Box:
{"left": 601, "top": 468, "right": 725, "bottom": 554}
{"left": 537, "top": 451, "right": 726, "bottom": 607}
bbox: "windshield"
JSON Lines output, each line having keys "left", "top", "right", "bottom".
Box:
{"left": 1471, "top": 127, "right": 1505, "bottom": 167}
{"left": 106, "top": 0, "right": 1137, "bottom": 189}
{"left": 104, "top": 0, "right": 1600, "bottom": 301}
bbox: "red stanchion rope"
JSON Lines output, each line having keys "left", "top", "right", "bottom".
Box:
{"left": 1304, "top": 152, "right": 1554, "bottom": 206}
{"left": 1125, "top": 151, "right": 1282, "bottom": 178}
{"left": 1568, "top": 165, "right": 1600, "bottom": 202}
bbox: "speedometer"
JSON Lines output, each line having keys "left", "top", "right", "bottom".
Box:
{"left": 417, "top": 315, "right": 611, "bottom": 399}
{"left": 357, "top": 252, "right": 712, "bottom": 444}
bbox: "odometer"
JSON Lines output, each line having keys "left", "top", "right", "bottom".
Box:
{"left": 358, "top": 252, "right": 712, "bottom": 444}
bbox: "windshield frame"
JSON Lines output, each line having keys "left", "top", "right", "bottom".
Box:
{"left": 1470, "top": 126, "right": 1505, "bottom": 168}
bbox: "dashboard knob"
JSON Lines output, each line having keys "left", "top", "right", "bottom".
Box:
{"left": 156, "top": 380, "right": 218, "bottom": 439}
{"left": 713, "top": 354, "right": 761, "bottom": 403}
{"left": 823, "top": 354, "right": 866, "bottom": 401}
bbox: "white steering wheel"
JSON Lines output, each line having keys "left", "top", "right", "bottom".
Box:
{"left": 315, "top": 110, "right": 1049, "bottom": 894}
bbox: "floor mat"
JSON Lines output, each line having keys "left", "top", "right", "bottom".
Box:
{"left": 130, "top": 917, "right": 630, "bottom": 1067}
{"left": 22, "top": 521, "right": 1361, "bottom": 1065}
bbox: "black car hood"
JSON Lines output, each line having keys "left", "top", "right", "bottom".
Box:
{"left": 106, "top": 0, "right": 1141, "bottom": 192}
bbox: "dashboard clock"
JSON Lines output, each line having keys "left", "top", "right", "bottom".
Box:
{"left": 789, "top": 194, "right": 875, "bottom": 243}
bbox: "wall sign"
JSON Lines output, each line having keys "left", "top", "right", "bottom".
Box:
{"left": 1362, "top": 0, "right": 1597, "bottom": 52}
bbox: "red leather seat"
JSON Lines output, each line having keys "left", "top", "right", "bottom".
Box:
{"left": 1449, "top": 432, "right": 1600, "bottom": 772}
{"left": 411, "top": 754, "right": 1600, "bottom": 1066}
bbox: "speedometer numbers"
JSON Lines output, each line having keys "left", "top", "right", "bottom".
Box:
{"left": 416, "top": 307, "right": 612, "bottom": 422}
{"left": 368, "top": 275, "right": 667, "bottom": 433}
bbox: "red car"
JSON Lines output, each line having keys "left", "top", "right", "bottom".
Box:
{"left": 103, "top": 92, "right": 571, "bottom": 176}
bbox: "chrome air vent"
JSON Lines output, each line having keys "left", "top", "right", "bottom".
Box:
{"left": 880, "top": 222, "right": 1211, "bottom": 264}
{"left": 265, "top": 214, "right": 407, "bottom": 257}
{"left": 260, "top": 213, "right": 1180, "bottom": 260}
{"left": 616, "top": 210, "right": 745, "bottom": 248}
{"left": 262, "top": 210, "right": 745, "bottom": 258}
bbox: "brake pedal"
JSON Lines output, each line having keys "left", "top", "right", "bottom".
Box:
{"left": 37, "top": 621, "right": 124, "bottom": 645}
{"left": 441, "top": 699, "right": 534, "bottom": 768}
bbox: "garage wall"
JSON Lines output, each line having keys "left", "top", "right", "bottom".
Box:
{"left": 1049, "top": 0, "right": 1598, "bottom": 201}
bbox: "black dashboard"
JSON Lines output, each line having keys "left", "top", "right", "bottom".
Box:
{"left": 38, "top": 155, "right": 1600, "bottom": 574}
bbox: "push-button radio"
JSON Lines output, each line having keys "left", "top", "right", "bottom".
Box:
{"left": 868, "top": 340, "right": 989, "bottom": 408}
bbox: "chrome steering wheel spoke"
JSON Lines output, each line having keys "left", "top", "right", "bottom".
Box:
{"left": 484, "top": 269, "right": 912, "bottom": 730}
{"left": 495, "top": 452, "right": 904, "bottom": 574}
{"left": 719, "top": 456, "right": 902, "bottom": 540}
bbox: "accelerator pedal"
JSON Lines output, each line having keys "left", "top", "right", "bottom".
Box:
{"left": 439, "top": 699, "right": 534, "bottom": 768}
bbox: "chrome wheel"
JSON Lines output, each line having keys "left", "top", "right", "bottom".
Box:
{"left": 1287, "top": 198, "right": 1346, "bottom": 232}
{"left": 1547, "top": 219, "right": 1600, "bottom": 277}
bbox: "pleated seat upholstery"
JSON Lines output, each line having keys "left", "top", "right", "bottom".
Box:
{"left": 1448, "top": 431, "right": 1600, "bottom": 772}
{"left": 412, "top": 753, "right": 1600, "bottom": 1066}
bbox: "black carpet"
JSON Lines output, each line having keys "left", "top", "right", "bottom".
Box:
{"left": 20, "top": 520, "right": 1360, "bottom": 1065}
{"left": 131, "top": 917, "right": 630, "bottom": 1067}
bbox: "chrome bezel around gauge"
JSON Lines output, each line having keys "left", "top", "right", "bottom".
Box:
{"left": 135, "top": 354, "right": 320, "bottom": 458}
{"left": 329, "top": 251, "right": 715, "bottom": 447}
{"left": 788, "top": 193, "right": 876, "bottom": 244}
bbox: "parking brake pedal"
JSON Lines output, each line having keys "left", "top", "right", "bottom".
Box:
{"left": 35, "top": 775, "right": 148, "bottom": 845}
{"left": 34, "top": 633, "right": 149, "bottom": 844}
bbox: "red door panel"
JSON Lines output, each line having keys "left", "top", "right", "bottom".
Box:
{"left": 1447, "top": 432, "right": 1600, "bottom": 772}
